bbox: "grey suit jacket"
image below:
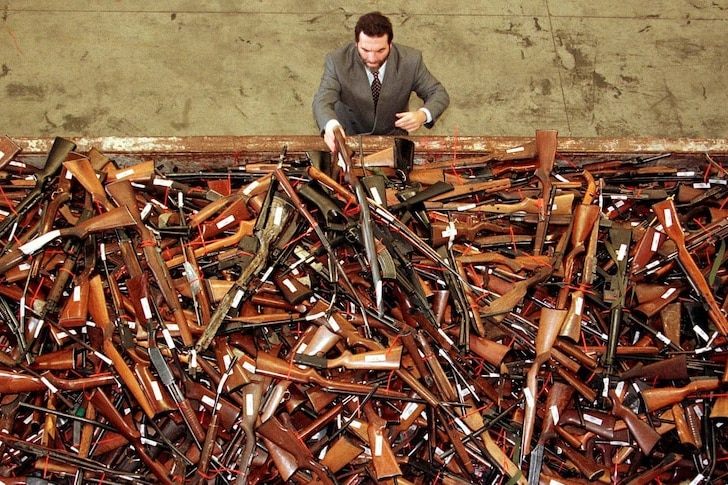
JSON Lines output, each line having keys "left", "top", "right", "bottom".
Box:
{"left": 312, "top": 42, "right": 449, "bottom": 136}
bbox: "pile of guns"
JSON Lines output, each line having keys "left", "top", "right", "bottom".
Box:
{"left": 0, "top": 130, "right": 725, "bottom": 484}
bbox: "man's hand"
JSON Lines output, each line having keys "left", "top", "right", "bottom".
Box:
{"left": 324, "top": 123, "right": 343, "bottom": 153}
{"left": 394, "top": 109, "right": 428, "bottom": 132}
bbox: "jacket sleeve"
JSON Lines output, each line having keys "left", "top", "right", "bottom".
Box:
{"left": 312, "top": 52, "right": 342, "bottom": 133}
{"left": 410, "top": 51, "right": 450, "bottom": 128}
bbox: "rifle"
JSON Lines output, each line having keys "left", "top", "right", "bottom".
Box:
{"left": 533, "top": 130, "right": 558, "bottom": 255}
{"left": 0, "top": 368, "right": 116, "bottom": 394}
{"left": 292, "top": 345, "right": 403, "bottom": 370}
{"left": 0, "top": 137, "right": 75, "bottom": 241}
{"left": 87, "top": 274, "right": 157, "bottom": 418}
{"left": 88, "top": 389, "right": 175, "bottom": 485}
{"left": 254, "top": 350, "right": 407, "bottom": 400}
{"left": 0, "top": 205, "right": 136, "bottom": 277}
{"left": 418, "top": 140, "right": 537, "bottom": 171}
{"left": 195, "top": 188, "right": 293, "bottom": 353}
{"left": 652, "top": 198, "right": 728, "bottom": 336}
{"left": 609, "top": 390, "right": 661, "bottom": 456}
{"left": 603, "top": 223, "right": 633, "bottom": 373}
{"left": 106, "top": 179, "right": 197, "bottom": 348}
{"left": 521, "top": 305, "right": 562, "bottom": 458}
{"left": 424, "top": 192, "right": 574, "bottom": 214}
{"left": 640, "top": 378, "right": 720, "bottom": 412}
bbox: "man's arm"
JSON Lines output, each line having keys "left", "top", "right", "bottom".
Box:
{"left": 312, "top": 52, "right": 342, "bottom": 136}
{"left": 410, "top": 50, "right": 449, "bottom": 128}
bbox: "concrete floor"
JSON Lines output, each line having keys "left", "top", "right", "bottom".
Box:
{"left": 1, "top": 1, "right": 727, "bottom": 140}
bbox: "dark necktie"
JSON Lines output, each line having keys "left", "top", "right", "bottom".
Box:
{"left": 371, "top": 70, "right": 381, "bottom": 109}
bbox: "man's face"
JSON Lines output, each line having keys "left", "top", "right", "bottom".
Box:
{"left": 356, "top": 33, "right": 390, "bottom": 71}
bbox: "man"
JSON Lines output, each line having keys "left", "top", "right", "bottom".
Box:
{"left": 313, "top": 11, "right": 450, "bottom": 152}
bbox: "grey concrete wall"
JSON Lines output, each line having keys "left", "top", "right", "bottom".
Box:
{"left": 1, "top": 1, "right": 727, "bottom": 138}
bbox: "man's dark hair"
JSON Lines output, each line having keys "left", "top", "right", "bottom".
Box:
{"left": 355, "top": 12, "right": 393, "bottom": 44}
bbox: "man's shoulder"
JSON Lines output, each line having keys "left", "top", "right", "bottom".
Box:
{"left": 329, "top": 42, "right": 358, "bottom": 59}
{"left": 391, "top": 43, "right": 423, "bottom": 58}
{"left": 390, "top": 44, "right": 424, "bottom": 68}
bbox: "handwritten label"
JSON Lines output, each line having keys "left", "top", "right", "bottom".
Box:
{"left": 651, "top": 231, "right": 662, "bottom": 251}
{"left": 216, "top": 214, "right": 235, "bottom": 229}
{"left": 583, "top": 414, "right": 603, "bottom": 426}
{"left": 115, "top": 168, "right": 135, "bottom": 180}
{"left": 242, "top": 180, "right": 259, "bottom": 196}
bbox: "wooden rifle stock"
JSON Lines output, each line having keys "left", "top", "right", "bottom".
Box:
{"left": 467, "top": 333, "right": 512, "bottom": 366}
{"left": 63, "top": 156, "right": 115, "bottom": 209}
{"left": 554, "top": 438, "right": 606, "bottom": 482}
{"left": 0, "top": 136, "right": 21, "bottom": 169}
{"left": 319, "top": 436, "right": 364, "bottom": 473}
{"left": 88, "top": 274, "right": 157, "bottom": 418}
{"left": 293, "top": 345, "right": 403, "bottom": 370}
{"left": 0, "top": 205, "right": 136, "bottom": 277}
{"left": 609, "top": 391, "right": 661, "bottom": 455}
{"left": 106, "top": 180, "right": 197, "bottom": 347}
{"left": 619, "top": 354, "right": 689, "bottom": 381}
{"left": 88, "top": 389, "right": 175, "bottom": 485}
{"left": 640, "top": 378, "right": 720, "bottom": 413}
{"left": 103, "top": 159, "right": 155, "bottom": 183}
{"left": 256, "top": 415, "right": 335, "bottom": 485}
{"left": 533, "top": 130, "right": 558, "bottom": 255}
{"left": 652, "top": 198, "right": 728, "bottom": 336}
{"left": 363, "top": 401, "right": 402, "bottom": 480}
